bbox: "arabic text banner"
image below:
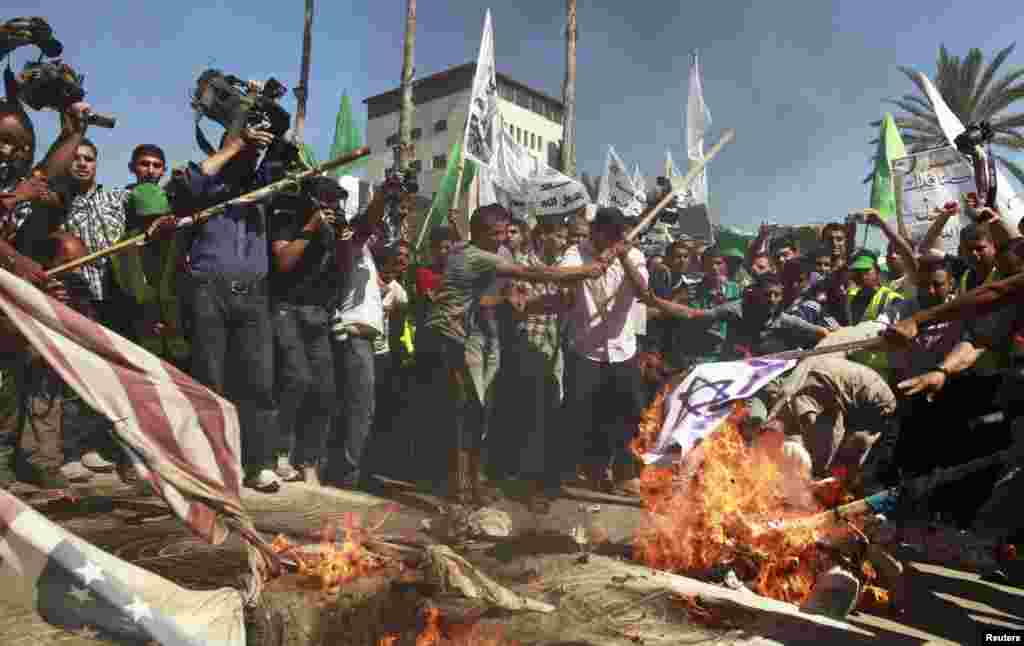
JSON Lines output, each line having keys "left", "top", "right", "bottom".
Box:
{"left": 892, "top": 146, "right": 976, "bottom": 255}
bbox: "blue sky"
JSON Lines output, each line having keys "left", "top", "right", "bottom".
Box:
{"left": 5, "top": 1, "right": 1023, "bottom": 231}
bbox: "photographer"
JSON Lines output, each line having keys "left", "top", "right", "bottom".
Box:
{"left": 269, "top": 178, "right": 347, "bottom": 485}
{"left": 169, "top": 125, "right": 281, "bottom": 492}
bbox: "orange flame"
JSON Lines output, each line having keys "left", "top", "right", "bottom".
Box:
{"left": 632, "top": 395, "right": 843, "bottom": 605}
{"left": 413, "top": 607, "right": 518, "bottom": 646}
{"left": 271, "top": 505, "right": 399, "bottom": 593}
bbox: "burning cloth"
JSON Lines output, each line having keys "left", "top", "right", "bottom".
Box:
{"left": 641, "top": 358, "right": 794, "bottom": 464}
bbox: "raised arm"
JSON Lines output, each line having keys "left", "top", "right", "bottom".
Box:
{"left": 495, "top": 259, "right": 604, "bottom": 283}
{"left": 863, "top": 209, "right": 917, "bottom": 276}
{"left": 920, "top": 202, "right": 958, "bottom": 254}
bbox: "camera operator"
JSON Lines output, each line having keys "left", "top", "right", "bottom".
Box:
{"left": 169, "top": 125, "right": 281, "bottom": 492}
{"left": 268, "top": 178, "right": 347, "bottom": 485}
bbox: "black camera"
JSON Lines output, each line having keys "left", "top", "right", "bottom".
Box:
{"left": 377, "top": 148, "right": 420, "bottom": 244}
{"left": 954, "top": 121, "right": 994, "bottom": 155}
{"left": 192, "top": 70, "right": 291, "bottom": 139}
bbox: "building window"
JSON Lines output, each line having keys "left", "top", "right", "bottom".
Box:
{"left": 411, "top": 127, "right": 422, "bottom": 140}
{"left": 432, "top": 154, "right": 447, "bottom": 169}
{"left": 516, "top": 89, "right": 530, "bottom": 110}
{"left": 434, "top": 119, "right": 447, "bottom": 133}
{"left": 538, "top": 136, "right": 543, "bottom": 151}
{"left": 509, "top": 123, "right": 514, "bottom": 135}
{"left": 499, "top": 82, "right": 514, "bottom": 102}
{"left": 515, "top": 126, "right": 521, "bottom": 144}
{"left": 530, "top": 133, "right": 535, "bottom": 149}
{"left": 386, "top": 133, "right": 399, "bottom": 147}
{"left": 410, "top": 159, "right": 423, "bottom": 172}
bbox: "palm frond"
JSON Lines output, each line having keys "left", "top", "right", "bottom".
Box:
{"left": 977, "top": 85, "right": 1024, "bottom": 121}
{"left": 884, "top": 99, "right": 940, "bottom": 125}
{"left": 974, "top": 43, "right": 1016, "bottom": 107}
{"left": 974, "top": 68, "right": 1024, "bottom": 118}
{"left": 991, "top": 133, "right": 1024, "bottom": 150}
{"left": 990, "top": 112, "right": 1024, "bottom": 131}
{"left": 961, "top": 48, "right": 985, "bottom": 116}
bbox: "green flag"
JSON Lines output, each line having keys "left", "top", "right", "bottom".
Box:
{"left": 414, "top": 136, "right": 476, "bottom": 252}
{"left": 870, "top": 113, "right": 907, "bottom": 220}
{"left": 328, "top": 92, "right": 368, "bottom": 177}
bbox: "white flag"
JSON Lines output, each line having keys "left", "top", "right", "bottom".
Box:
{"left": 686, "top": 52, "right": 712, "bottom": 206}
{"left": 463, "top": 9, "right": 498, "bottom": 168}
{"left": 642, "top": 358, "right": 795, "bottom": 465}
{"left": 916, "top": 71, "right": 1022, "bottom": 229}
{"left": 603, "top": 146, "right": 645, "bottom": 217}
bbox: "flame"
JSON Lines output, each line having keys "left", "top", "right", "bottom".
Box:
{"left": 632, "top": 396, "right": 845, "bottom": 605}
{"left": 413, "top": 607, "right": 518, "bottom": 646}
{"left": 378, "top": 636, "right": 399, "bottom": 646}
{"left": 271, "top": 506, "right": 399, "bottom": 593}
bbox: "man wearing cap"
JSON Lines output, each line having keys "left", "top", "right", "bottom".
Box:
{"left": 558, "top": 207, "right": 650, "bottom": 492}
{"left": 847, "top": 250, "right": 902, "bottom": 380}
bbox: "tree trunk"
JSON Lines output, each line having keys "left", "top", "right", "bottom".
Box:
{"left": 398, "top": 0, "right": 417, "bottom": 172}
{"left": 560, "top": 0, "right": 577, "bottom": 177}
{"left": 293, "top": 0, "right": 314, "bottom": 142}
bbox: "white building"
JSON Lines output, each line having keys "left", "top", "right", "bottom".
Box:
{"left": 363, "top": 62, "right": 565, "bottom": 201}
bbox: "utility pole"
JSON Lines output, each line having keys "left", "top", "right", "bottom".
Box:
{"left": 560, "top": 0, "right": 577, "bottom": 176}
{"left": 398, "top": 0, "right": 417, "bottom": 171}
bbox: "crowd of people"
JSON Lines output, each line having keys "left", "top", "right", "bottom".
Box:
{"left": 0, "top": 76, "right": 1022, "bottom": 547}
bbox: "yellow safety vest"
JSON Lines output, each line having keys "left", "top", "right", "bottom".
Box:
{"left": 110, "top": 232, "right": 189, "bottom": 362}
{"left": 847, "top": 285, "right": 903, "bottom": 379}
{"left": 959, "top": 266, "right": 1007, "bottom": 375}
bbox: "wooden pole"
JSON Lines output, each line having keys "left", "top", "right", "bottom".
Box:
{"left": 450, "top": 155, "right": 468, "bottom": 240}
{"left": 560, "top": 0, "right": 577, "bottom": 176}
{"left": 46, "top": 146, "right": 371, "bottom": 278}
{"left": 398, "top": 0, "right": 417, "bottom": 172}
{"left": 293, "top": 0, "right": 315, "bottom": 142}
{"left": 588, "top": 129, "right": 735, "bottom": 321}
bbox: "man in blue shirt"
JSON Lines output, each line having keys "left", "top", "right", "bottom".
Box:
{"left": 169, "top": 126, "right": 282, "bottom": 492}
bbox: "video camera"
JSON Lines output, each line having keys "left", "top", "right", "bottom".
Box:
{"left": 191, "top": 69, "right": 301, "bottom": 182}
{"left": 954, "top": 121, "right": 997, "bottom": 209}
{"left": 1, "top": 16, "right": 116, "bottom": 127}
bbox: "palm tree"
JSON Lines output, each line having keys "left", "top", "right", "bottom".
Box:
{"left": 876, "top": 44, "right": 1024, "bottom": 185}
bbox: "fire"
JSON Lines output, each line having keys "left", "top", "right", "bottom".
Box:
{"left": 413, "top": 606, "right": 518, "bottom": 646}
{"left": 632, "top": 396, "right": 840, "bottom": 605}
{"left": 271, "top": 506, "right": 399, "bottom": 593}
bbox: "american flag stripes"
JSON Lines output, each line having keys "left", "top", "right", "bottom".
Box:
{"left": 0, "top": 267, "right": 245, "bottom": 545}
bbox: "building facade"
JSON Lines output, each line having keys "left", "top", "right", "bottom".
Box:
{"left": 363, "top": 62, "right": 565, "bottom": 203}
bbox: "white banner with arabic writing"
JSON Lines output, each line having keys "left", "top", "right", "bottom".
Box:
{"left": 892, "top": 146, "right": 976, "bottom": 255}
{"left": 642, "top": 358, "right": 795, "bottom": 465}
{"left": 600, "top": 146, "right": 645, "bottom": 217}
{"left": 463, "top": 10, "right": 498, "bottom": 168}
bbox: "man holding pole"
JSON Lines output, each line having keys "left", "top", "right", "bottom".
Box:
{"left": 168, "top": 125, "right": 282, "bottom": 492}
{"left": 422, "top": 203, "right": 605, "bottom": 506}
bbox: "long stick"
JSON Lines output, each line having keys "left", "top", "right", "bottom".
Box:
{"left": 450, "top": 156, "right": 468, "bottom": 239}
{"left": 46, "top": 146, "right": 371, "bottom": 278}
{"left": 588, "top": 129, "right": 735, "bottom": 321}
{"left": 770, "top": 447, "right": 1012, "bottom": 534}
{"left": 293, "top": 0, "right": 315, "bottom": 142}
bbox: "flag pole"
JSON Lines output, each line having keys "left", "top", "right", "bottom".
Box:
{"left": 450, "top": 149, "right": 469, "bottom": 240}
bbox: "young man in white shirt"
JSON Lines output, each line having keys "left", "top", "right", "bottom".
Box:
{"left": 559, "top": 207, "right": 650, "bottom": 492}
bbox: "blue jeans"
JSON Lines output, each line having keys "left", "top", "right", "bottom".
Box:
{"left": 328, "top": 336, "right": 375, "bottom": 483}
{"left": 272, "top": 304, "right": 335, "bottom": 467}
{"left": 188, "top": 276, "right": 278, "bottom": 473}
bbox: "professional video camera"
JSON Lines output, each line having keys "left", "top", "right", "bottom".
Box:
{"left": 191, "top": 69, "right": 302, "bottom": 182}
{"left": 954, "top": 121, "right": 997, "bottom": 209}
{"left": 1, "top": 16, "right": 115, "bottom": 128}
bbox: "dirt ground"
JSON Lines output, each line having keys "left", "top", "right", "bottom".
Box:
{"left": 2, "top": 474, "right": 1022, "bottom": 645}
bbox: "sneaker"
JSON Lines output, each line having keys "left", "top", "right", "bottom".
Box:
{"left": 274, "top": 455, "right": 303, "bottom": 482}
{"left": 60, "top": 461, "right": 95, "bottom": 483}
{"left": 81, "top": 451, "right": 116, "bottom": 473}
{"left": 244, "top": 469, "right": 281, "bottom": 493}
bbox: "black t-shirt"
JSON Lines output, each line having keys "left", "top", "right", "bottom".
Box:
{"left": 268, "top": 199, "right": 339, "bottom": 306}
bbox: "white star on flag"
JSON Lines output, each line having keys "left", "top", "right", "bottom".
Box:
{"left": 67, "top": 586, "right": 94, "bottom": 604}
{"left": 75, "top": 561, "right": 105, "bottom": 586}
{"left": 125, "top": 596, "right": 153, "bottom": 623}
